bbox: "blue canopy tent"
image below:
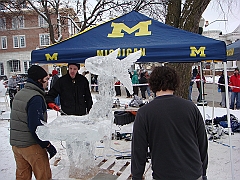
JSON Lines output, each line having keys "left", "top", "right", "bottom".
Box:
{"left": 227, "top": 40, "right": 240, "bottom": 60}
{"left": 31, "top": 11, "right": 226, "bottom": 64}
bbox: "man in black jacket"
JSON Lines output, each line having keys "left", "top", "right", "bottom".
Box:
{"left": 218, "top": 70, "right": 230, "bottom": 108}
{"left": 46, "top": 63, "right": 93, "bottom": 116}
{"left": 131, "top": 66, "right": 208, "bottom": 180}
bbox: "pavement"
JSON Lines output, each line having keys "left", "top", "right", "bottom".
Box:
{"left": 191, "top": 83, "right": 222, "bottom": 107}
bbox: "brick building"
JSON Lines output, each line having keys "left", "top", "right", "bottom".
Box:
{"left": 0, "top": 8, "right": 78, "bottom": 78}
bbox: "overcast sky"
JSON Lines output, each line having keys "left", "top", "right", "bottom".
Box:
{"left": 202, "top": 0, "right": 240, "bottom": 34}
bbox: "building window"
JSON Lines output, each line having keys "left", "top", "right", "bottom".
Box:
{"left": 23, "top": 61, "right": 30, "bottom": 73}
{"left": 0, "top": 63, "right": 4, "bottom": 75}
{"left": 39, "top": 15, "right": 48, "bottom": 27}
{"left": 0, "top": 17, "right": 6, "bottom": 30}
{"left": 12, "top": 16, "right": 24, "bottom": 29}
{"left": 0, "top": 4, "right": 5, "bottom": 10}
{"left": 13, "top": 35, "right": 26, "bottom": 48}
{"left": 39, "top": 34, "right": 50, "bottom": 46}
{"left": 8, "top": 60, "right": 21, "bottom": 72}
{"left": 19, "top": 1, "right": 27, "bottom": 8}
{"left": 1, "top": 36, "right": 7, "bottom": 49}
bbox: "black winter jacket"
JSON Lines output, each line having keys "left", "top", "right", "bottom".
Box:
{"left": 46, "top": 73, "right": 93, "bottom": 116}
{"left": 218, "top": 75, "right": 230, "bottom": 92}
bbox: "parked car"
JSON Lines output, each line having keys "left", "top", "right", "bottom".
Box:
{"left": 0, "top": 75, "right": 8, "bottom": 81}
{"left": 0, "top": 75, "right": 8, "bottom": 87}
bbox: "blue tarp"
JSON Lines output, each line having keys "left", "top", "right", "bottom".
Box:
{"left": 31, "top": 11, "right": 226, "bottom": 64}
{"left": 227, "top": 40, "right": 240, "bottom": 61}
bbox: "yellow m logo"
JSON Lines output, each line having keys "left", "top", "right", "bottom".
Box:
{"left": 227, "top": 48, "right": 234, "bottom": 56}
{"left": 45, "top": 53, "right": 58, "bottom": 61}
{"left": 108, "top": 20, "right": 152, "bottom": 38}
{"left": 190, "top": 47, "right": 206, "bottom": 57}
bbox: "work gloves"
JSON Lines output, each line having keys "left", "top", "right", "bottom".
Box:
{"left": 202, "top": 176, "right": 208, "bottom": 180}
{"left": 48, "top": 103, "right": 60, "bottom": 111}
{"left": 46, "top": 143, "right": 57, "bottom": 159}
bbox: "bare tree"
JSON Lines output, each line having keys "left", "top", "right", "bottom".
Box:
{"left": 0, "top": 0, "right": 167, "bottom": 43}
{"left": 164, "top": 0, "right": 211, "bottom": 99}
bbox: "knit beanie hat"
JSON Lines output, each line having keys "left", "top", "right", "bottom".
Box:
{"left": 68, "top": 63, "right": 80, "bottom": 70}
{"left": 28, "top": 65, "right": 48, "bottom": 81}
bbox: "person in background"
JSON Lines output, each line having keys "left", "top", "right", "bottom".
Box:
{"left": 132, "top": 70, "right": 139, "bottom": 96}
{"left": 47, "top": 73, "right": 52, "bottom": 91}
{"left": 125, "top": 70, "right": 133, "bottom": 98}
{"left": 50, "top": 69, "right": 60, "bottom": 106}
{"left": 114, "top": 79, "right": 121, "bottom": 96}
{"left": 10, "top": 65, "right": 57, "bottom": 180}
{"left": 84, "top": 71, "right": 91, "bottom": 83}
{"left": 91, "top": 74, "right": 96, "bottom": 92}
{"left": 50, "top": 70, "right": 59, "bottom": 89}
{"left": 139, "top": 71, "right": 148, "bottom": 99}
{"left": 17, "top": 75, "right": 25, "bottom": 90}
{"left": 94, "top": 75, "right": 98, "bottom": 92}
{"left": 188, "top": 74, "right": 195, "bottom": 101}
{"left": 7, "top": 73, "right": 18, "bottom": 109}
{"left": 91, "top": 74, "right": 98, "bottom": 92}
{"left": 196, "top": 72, "right": 206, "bottom": 102}
{"left": 193, "top": 66, "right": 198, "bottom": 78}
{"left": 145, "top": 71, "right": 151, "bottom": 97}
{"left": 218, "top": 70, "right": 230, "bottom": 108}
{"left": 46, "top": 63, "right": 93, "bottom": 116}
{"left": 229, "top": 67, "right": 240, "bottom": 109}
{"left": 131, "top": 66, "right": 208, "bottom": 180}
{"left": 83, "top": 71, "right": 91, "bottom": 90}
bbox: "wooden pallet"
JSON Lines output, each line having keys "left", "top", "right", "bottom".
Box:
{"left": 97, "top": 157, "right": 152, "bottom": 179}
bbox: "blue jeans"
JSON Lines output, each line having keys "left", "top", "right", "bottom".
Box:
{"left": 55, "top": 95, "right": 60, "bottom": 106}
{"left": 146, "top": 86, "right": 151, "bottom": 96}
{"left": 188, "top": 85, "right": 193, "bottom": 101}
{"left": 230, "top": 92, "right": 240, "bottom": 109}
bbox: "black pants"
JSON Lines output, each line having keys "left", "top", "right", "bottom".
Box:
{"left": 115, "top": 86, "right": 121, "bottom": 96}
{"left": 133, "top": 86, "right": 139, "bottom": 96}
{"left": 9, "top": 89, "right": 17, "bottom": 109}
{"left": 125, "top": 88, "right": 131, "bottom": 97}
{"left": 140, "top": 87, "right": 147, "bottom": 99}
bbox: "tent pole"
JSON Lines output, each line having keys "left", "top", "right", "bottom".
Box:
{"left": 211, "top": 62, "right": 215, "bottom": 122}
{"left": 223, "top": 62, "right": 234, "bottom": 179}
{"left": 199, "top": 62, "right": 206, "bottom": 120}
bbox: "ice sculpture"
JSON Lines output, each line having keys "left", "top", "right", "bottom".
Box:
{"left": 85, "top": 48, "right": 141, "bottom": 121}
{"left": 37, "top": 48, "right": 141, "bottom": 179}
{"left": 0, "top": 80, "right": 6, "bottom": 97}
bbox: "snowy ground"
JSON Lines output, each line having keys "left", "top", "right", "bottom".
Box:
{"left": 0, "top": 84, "right": 240, "bottom": 179}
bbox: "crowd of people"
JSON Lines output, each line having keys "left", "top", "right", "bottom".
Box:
{"left": 6, "top": 63, "right": 240, "bottom": 180}
{"left": 189, "top": 66, "right": 240, "bottom": 110}
{"left": 6, "top": 73, "right": 28, "bottom": 108}
{"left": 114, "top": 69, "right": 152, "bottom": 99}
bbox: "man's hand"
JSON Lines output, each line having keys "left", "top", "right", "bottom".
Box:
{"left": 46, "top": 144, "right": 57, "bottom": 159}
{"left": 48, "top": 103, "right": 60, "bottom": 111}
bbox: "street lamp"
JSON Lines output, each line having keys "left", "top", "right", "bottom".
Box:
{"left": 205, "top": 19, "right": 228, "bottom": 27}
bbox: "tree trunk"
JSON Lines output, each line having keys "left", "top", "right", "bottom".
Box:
{"left": 166, "top": 63, "right": 193, "bottom": 99}
{"left": 165, "top": 0, "right": 211, "bottom": 99}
